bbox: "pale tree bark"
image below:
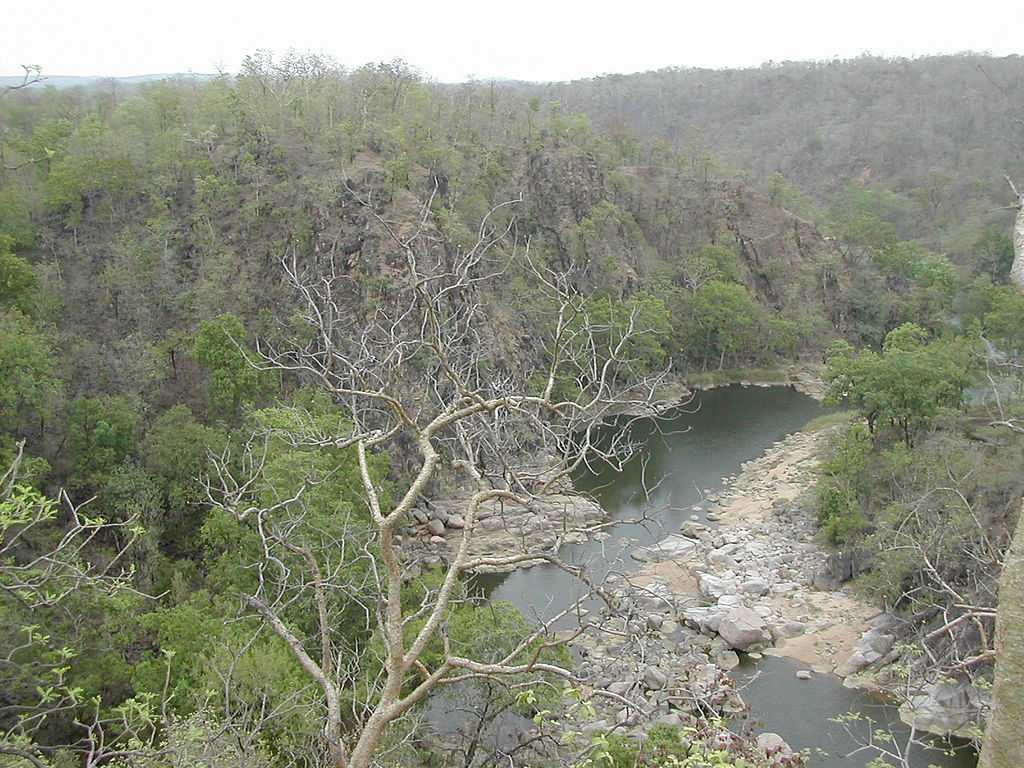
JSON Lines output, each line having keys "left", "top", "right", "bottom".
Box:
{"left": 977, "top": 503, "right": 1024, "bottom": 768}
{"left": 978, "top": 179, "right": 1024, "bottom": 768}
{"left": 1004, "top": 177, "right": 1024, "bottom": 291}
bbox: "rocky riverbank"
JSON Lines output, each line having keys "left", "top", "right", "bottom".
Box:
{"left": 402, "top": 491, "right": 606, "bottom": 572}
{"left": 583, "top": 425, "right": 986, "bottom": 743}
{"left": 645, "top": 428, "right": 879, "bottom": 674}
{"left": 684, "top": 364, "right": 826, "bottom": 401}
{"left": 548, "top": 428, "right": 872, "bottom": 760}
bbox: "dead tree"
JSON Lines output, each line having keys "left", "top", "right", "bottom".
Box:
{"left": 206, "top": 189, "right": 672, "bottom": 768}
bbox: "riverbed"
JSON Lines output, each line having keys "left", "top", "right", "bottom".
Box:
{"left": 475, "top": 385, "right": 977, "bottom": 768}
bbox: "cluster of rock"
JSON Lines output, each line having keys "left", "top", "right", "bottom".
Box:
{"left": 403, "top": 492, "right": 605, "bottom": 572}
{"left": 564, "top": 579, "right": 794, "bottom": 765}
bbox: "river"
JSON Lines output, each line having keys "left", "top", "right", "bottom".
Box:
{"left": 474, "top": 385, "right": 977, "bottom": 768}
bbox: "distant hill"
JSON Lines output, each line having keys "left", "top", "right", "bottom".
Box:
{"left": 0, "top": 72, "right": 220, "bottom": 89}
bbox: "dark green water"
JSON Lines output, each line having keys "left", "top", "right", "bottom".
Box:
{"left": 477, "top": 385, "right": 977, "bottom": 767}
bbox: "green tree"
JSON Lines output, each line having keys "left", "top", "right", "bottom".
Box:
{"left": 0, "top": 311, "right": 59, "bottom": 429}
{"left": 984, "top": 287, "right": 1024, "bottom": 352}
{"left": 68, "top": 396, "right": 139, "bottom": 490}
{"left": 686, "top": 280, "right": 761, "bottom": 370}
{"left": 824, "top": 323, "right": 970, "bottom": 447}
{"left": 192, "top": 314, "right": 270, "bottom": 420}
{"left": 0, "top": 236, "right": 39, "bottom": 315}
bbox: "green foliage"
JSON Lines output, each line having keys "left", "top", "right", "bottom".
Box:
{"left": 0, "top": 310, "right": 59, "bottom": 427}
{"left": 0, "top": 238, "right": 39, "bottom": 315}
{"left": 984, "top": 286, "right": 1024, "bottom": 352}
{"left": 816, "top": 424, "right": 873, "bottom": 544}
{"left": 684, "top": 280, "right": 762, "bottom": 370}
{"left": 824, "top": 324, "right": 971, "bottom": 447}
{"left": 140, "top": 405, "right": 223, "bottom": 553}
{"left": 192, "top": 314, "right": 271, "bottom": 419}
{"left": 68, "top": 396, "right": 139, "bottom": 490}
{"left": 0, "top": 186, "right": 36, "bottom": 249}
{"left": 973, "top": 225, "right": 1015, "bottom": 282}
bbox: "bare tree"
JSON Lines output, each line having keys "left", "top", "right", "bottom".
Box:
{"left": 205, "top": 187, "right": 672, "bottom": 768}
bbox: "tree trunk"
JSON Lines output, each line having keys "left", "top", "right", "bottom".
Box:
{"left": 977, "top": 503, "right": 1024, "bottom": 768}
{"left": 979, "top": 186, "right": 1024, "bottom": 767}
{"left": 1007, "top": 196, "right": 1024, "bottom": 292}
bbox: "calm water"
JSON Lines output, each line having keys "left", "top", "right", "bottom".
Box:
{"left": 476, "top": 385, "right": 977, "bottom": 768}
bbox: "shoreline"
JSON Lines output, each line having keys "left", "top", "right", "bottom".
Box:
{"left": 632, "top": 426, "right": 880, "bottom": 674}
{"left": 682, "top": 364, "right": 826, "bottom": 402}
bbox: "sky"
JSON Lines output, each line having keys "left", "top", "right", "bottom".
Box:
{"left": 5, "top": 0, "right": 1023, "bottom": 83}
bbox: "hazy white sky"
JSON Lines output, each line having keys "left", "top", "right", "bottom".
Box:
{"left": 6, "top": 0, "right": 1023, "bottom": 82}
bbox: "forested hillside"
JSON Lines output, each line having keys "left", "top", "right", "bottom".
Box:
{"left": 2, "top": 52, "right": 1024, "bottom": 768}
{"left": 532, "top": 55, "right": 1024, "bottom": 260}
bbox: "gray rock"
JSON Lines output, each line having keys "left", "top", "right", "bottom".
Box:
{"left": 446, "top": 514, "right": 466, "bottom": 529}
{"left": 718, "top": 606, "right": 770, "bottom": 652}
{"left": 607, "top": 680, "right": 632, "bottom": 696}
{"left": 898, "top": 680, "right": 986, "bottom": 737}
{"left": 716, "top": 650, "right": 740, "bottom": 670}
{"left": 426, "top": 519, "right": 445, "bottom": 537}
{"left": 774, "top": 621, "right": 807, "bottom": 640}
{"left": 429, "top": 535, "right": 446, "bottom": 545}
{"left": 636, "top": 534, "right": 698, "bottom": 562}
{"left": 741, "top": 578, "right": 770, "bottom": 596}
{"left": 756, "top": 732, "right": 793, "bottom": 758}
{"left": 837, "top": 628, "right": 895, "bottom": 675}
{"left": 796, "top": 670, "right": 812, "bottom": 680}
{"left": 643, "top": 666, "right": 668, "bottom": 690}
{"left": 698, "top": 572, "right": 738, "bottom": 599}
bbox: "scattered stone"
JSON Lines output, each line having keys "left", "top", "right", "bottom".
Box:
{"left": 796, "top": 670, "right": 812, "bottom": 680}
{"left": 425, "top": 519, "right": 445, "bottom": 537}
{"left": 446, "top": 514, "right": 466, "bottom": 529}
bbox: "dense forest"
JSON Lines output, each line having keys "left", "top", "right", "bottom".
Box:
{"left": 2, "top": 53, "right": 1024, "bottom": 768}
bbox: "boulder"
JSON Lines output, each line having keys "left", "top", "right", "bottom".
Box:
{"left": 718, "top": 606, "right": 771, "bottom": 652}
{"left": 446, "top": 514, "right": 466, "bottom": 529}
{"left": 898, "top": 680, "right": 986, "bottom": 738}
{"left": 773, "top": 621, "right": 807, "bottom": 640}
{"left": 643, "top": 666, "right": 668, "bottom": 691}
{"left": 741, "top": 578, "right": 770, "bottom": 596}
{"left": 636, "top": 534, "right": 698, "bottom": 562}
{"left": 425, "top": 519, "right": 446, "bottom": 537}
{"left": 606, "top": 680, "right": 633, "bottom": 696}
{"left": 697, "top": 572, "right": 738, "bottom": 599}
{"left": 837, "top": 628, "right": 895, "bottom": 676}
{"left": 716, "top": 650, "right": 740, "bottom": 670}
{"left": 756, "top": 732, "right": 793, "bottom": 760}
